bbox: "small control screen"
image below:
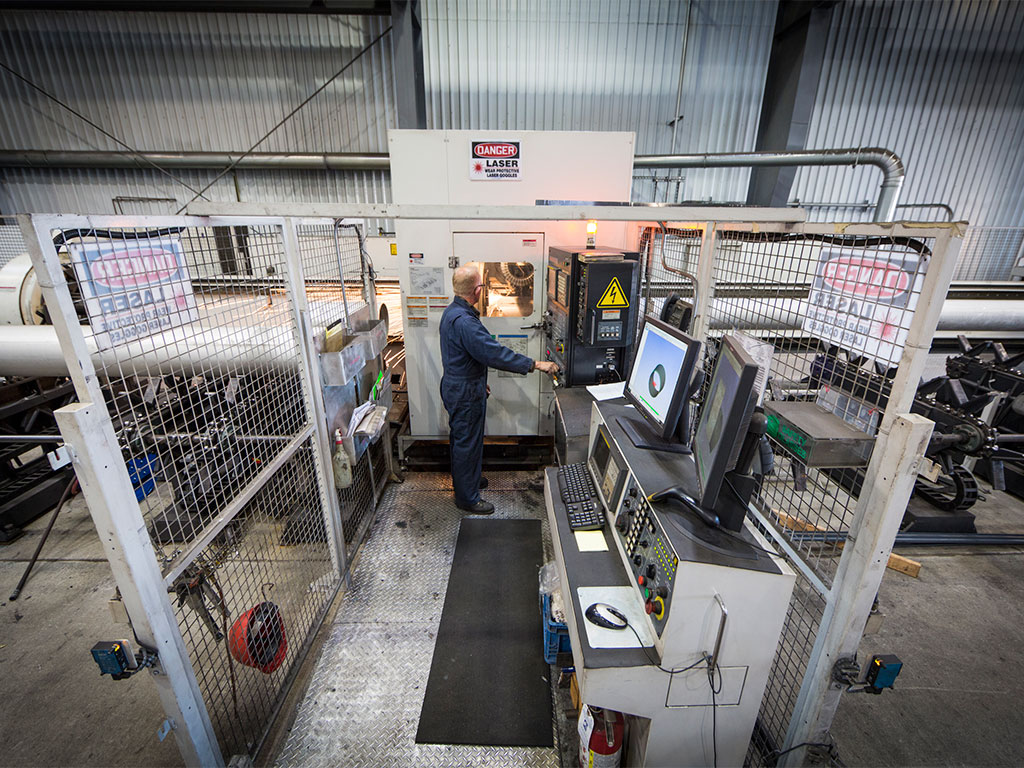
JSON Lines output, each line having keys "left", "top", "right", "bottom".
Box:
{"left": 589, "top": 424, "right": 624, "bottom": 510}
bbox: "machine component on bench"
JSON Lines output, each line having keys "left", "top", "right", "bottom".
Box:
{"left": 945, "top": 336, "right": 1024, "bottom": 501}
{"left": 545, "top": 246, "right": 640, "bottom": 387}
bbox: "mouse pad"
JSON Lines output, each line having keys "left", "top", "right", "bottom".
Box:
{"left": 577, "top": 586, "right": 655, "bottom": 649}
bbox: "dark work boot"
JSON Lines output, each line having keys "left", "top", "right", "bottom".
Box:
{"left": 479, "top": 477, "right": 489, "bottom": 489}
{"left": 457, "top": 500, "right": 495, "bottom": 515}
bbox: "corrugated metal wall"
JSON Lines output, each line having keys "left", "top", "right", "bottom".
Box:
{"left": 0, "top": 10, "right": 394, "bottom": 213}
{"left": 1, "top": 0, "right": 1022, "bottom": 231}
{"left": 421, "top": 0, "right": 776, "bottom": 203}
{"left": 792, "top": 0, "right": 1024, "bottom": 227}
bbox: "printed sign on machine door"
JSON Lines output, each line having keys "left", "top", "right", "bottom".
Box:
{"left": 69, "top": 235, "right": 199, "bottom": 350}
{"left": 470, "top": 141, "right": 522, "bottom": 181}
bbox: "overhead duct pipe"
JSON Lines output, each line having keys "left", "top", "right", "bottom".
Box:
{"left": 634, "top": 148, "right": 905, "bottom": 222}
{"left": 0, "top": 146, "right": 906, "bottom": 221}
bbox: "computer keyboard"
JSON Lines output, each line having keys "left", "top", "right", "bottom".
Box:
{"left": 556, "top": 463, "right": 604, "bottom": 531}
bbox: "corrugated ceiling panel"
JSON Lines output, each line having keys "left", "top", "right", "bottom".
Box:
{"left": 421, "top": 0, "right": 776, "bottom": 203}
{"left": 0, "top": 10, "right": 394, "bottom": 154}
{"left": 791, "top": 0, "right": 1024, "bottom": 226}
{"left": 0, "top": 9, "right": 394, "bottom": 214}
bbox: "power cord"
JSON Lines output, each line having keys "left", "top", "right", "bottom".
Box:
{"left": 768, "top": 739, "right": 841, "bottom": 765}
{"left": 614, "top": 615, "right": 725, "bottom": 767}
{"left": 707, "top": 659, "right": 722, "bottom": 768}
{"left": 623, "top": 620, "right": 710, "bottom": 675}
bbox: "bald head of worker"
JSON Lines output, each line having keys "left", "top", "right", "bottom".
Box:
{"left": 453, "top": 265, "right": 483, "bottom": 302}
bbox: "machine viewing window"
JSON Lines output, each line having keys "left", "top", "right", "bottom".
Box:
{"left": 467, "top": 261, "right": 534, "bottom": 317}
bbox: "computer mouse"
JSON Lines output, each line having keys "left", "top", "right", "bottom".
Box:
{"left": 585, "top": 602, "right": 629, "bottom": 630}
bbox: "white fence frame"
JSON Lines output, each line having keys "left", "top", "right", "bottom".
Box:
{"left": 22, "top": 207, "right": 962, "bottom": 766}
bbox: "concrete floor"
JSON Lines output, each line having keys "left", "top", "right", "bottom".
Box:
{"left": 834, "top": 482, "right": 1024, "bottom": 766}
{"left": 0, "top": 493, "right": 181, "bottom": 768}
{"left": 4, "top": 474, "right": 1024, "bottom": 767}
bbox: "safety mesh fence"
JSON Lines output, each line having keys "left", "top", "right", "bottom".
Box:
{"left": 295, "top": 220, "right": 384, "bottom": 564}
{"left": 638, "top": 225, "right": 702, "bottom": 330}
{"left": 39, "top": 224, "right": 313, "bottom": 569}
{"left": 690, "top": 227, "right": 936, "bottom": 762}
{"left": 37, "top": 219, "right": 340, "bottom": 761}
{"left": 174, "top": 438, "right": 336, "bottom": 760}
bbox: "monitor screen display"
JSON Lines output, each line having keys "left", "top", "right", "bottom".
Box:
{"left": 625, "top": 320, "right": 693, "bottom": 430}
{"left": 693, "top": 336, "right": 760, "bottom": 510}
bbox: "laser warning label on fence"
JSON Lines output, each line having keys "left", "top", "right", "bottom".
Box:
{"left": 470, "top": 140, "right": 522, "bottom": 181}
{"left": 800, "top": 246, "right": 926, "bottom": 365}
{"left": 69, "top": 235, "right": 199, "bottom": 350}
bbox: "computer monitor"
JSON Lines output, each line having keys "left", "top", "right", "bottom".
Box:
{"left": 617, "top": 316, "right": 701, "bottom": 454}
{"left": 693, "top": 335, "right": 761, "bottom": 512}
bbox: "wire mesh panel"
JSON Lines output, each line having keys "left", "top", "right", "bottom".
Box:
{"left": 41, "top": 223, "right": 311, "bottom": 571}
{"left": 26, "top": 215, "right": 343, "bottom": 764}
{"left": 953, "top": 226, "right": 1024, "bottom": 281}
{"left": 638, "top": 225, "right": 702, "bottom": 326}
{"left": 175, "top": 437, "right": 337, "bottom": 758}
{"left": 692, "top": 224, "right": 942, "bottom": 762}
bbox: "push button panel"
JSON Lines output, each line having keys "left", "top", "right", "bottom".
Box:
{"left": 613, "top": 476, "right": 679, "bottom": 636}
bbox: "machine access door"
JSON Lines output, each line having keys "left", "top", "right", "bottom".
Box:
{"left": 452, "top": 231, "right": 545, "bottom": 436}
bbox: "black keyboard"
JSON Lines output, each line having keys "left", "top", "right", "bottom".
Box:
{"left": 556, "top": 463, "right": 604, "bottom": 531}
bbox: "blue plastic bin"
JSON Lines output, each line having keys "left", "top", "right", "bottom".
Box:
{"left": 126, "top": 454, "right": 161, "bottom": 502}
{"left": 541, "top": 592, "right": 572, "bottom": 665}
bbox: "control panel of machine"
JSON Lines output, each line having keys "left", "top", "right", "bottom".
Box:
{"left": 545, "top": 246, "right": 639, "bottom": 387}
{"left": 588, "top": 423, "right": 627, "bottom": 516}
{"left": 613, "top": 474, "right": 679, "bottom": 636}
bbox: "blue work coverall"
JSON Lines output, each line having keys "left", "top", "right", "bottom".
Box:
{"left": 439, "top": 296, "right": 533, "bottom": 507}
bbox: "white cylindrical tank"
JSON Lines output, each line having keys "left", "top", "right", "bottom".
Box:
{"left": 0, "top": 254, "right": 44, "bottom": 325}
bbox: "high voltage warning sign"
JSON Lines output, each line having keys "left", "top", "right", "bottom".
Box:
{"left": 596, "top": 277, "right": 629, "bottom": 308}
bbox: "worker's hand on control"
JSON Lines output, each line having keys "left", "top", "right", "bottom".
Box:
{"left": 534, "top": 360, "right": 560, "bottom": 377}
{"left": 486, "top": 385, "right": 491, "bottom": 396}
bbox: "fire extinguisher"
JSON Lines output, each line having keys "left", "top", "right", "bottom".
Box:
{"left": 578, "top": 704, "right": 624, "bottom": 768}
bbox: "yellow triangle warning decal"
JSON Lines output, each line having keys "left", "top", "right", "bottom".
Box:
{"left": 596, "top": 277, "right": 629, "bottom": 308}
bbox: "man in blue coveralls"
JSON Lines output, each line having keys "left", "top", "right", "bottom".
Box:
{"left": 440, "top": 265, "right": 559, "bottom": 514}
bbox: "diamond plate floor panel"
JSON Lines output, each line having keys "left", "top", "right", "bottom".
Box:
{"left": 276, "top": 471, "right": 561, "bottom": 768}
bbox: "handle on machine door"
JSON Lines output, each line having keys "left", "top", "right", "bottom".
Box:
{"left": 708, "top": 593, "right": 728, "bottom": 671}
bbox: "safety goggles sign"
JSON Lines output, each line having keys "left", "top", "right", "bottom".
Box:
{"left": 800, "top": 246, "right": 926, "bottom": 365}
{"left": 470, "top": 141, "right": 522, "bottom": 181}
{"left": 69, "top": 235, "right": 200, "bottom": 350}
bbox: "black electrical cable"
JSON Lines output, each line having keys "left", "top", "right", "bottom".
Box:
{"left": 707, "top": 659, "right": 723, "bottom": 768}
{"left": 52, "top": 227, "right": 187, "bottom": 247}
{"left": 176, "top": 25, "right": 392, "bottom": 214}
{"left": 622, "top": 620, "right": 710, "bottom": 676}
{"left": 0, "top": 60, "right": 207, "bottom": 198}
{"left": 768, "top": 740, "right": 836, "bottom": 761}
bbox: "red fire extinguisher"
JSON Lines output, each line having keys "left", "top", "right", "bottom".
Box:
{"left": 578, "top": 704, "right": 624, "bottom": 768}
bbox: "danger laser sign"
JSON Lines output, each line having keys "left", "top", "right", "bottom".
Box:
{"left": 470, "top": 141, "right": 522, "bottom": 181}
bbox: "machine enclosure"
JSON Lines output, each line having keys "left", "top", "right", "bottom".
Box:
{"left": 546, "top": 246, "right": 640, "bottom": 387}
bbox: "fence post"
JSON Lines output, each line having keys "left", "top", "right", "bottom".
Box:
{"left": 780, "top": 412, "right": 934, "bottom": 765}
{"left": 688, "top": 222, "right": 717, "bottom": 341}
{"left": 57, "top": 401, "right": 224, "bottom": 767}
{"left": 279, "top": 219, "right": 348, "bottom": 579}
